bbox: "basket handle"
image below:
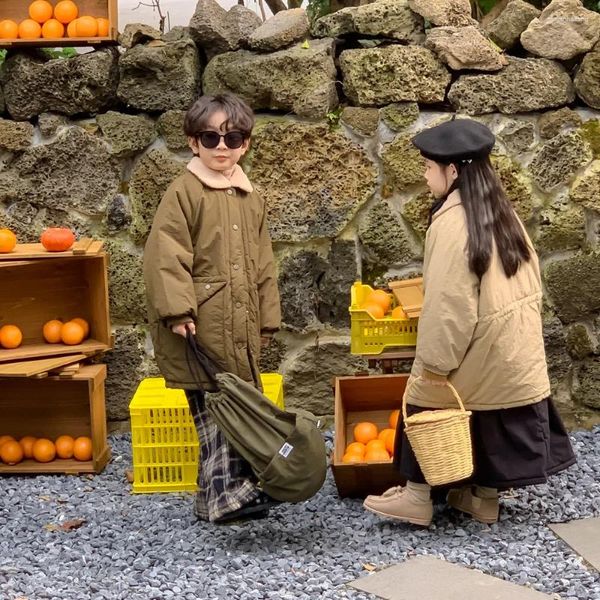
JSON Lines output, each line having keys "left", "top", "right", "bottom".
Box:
{"left": 402, "top": 376, "right": 466, "bottom": 421}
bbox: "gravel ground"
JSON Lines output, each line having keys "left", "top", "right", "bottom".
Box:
{"left": 0, "top": 428, "right": 599, "bottom": 600}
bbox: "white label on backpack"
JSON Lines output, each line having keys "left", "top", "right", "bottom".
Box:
{"left": 278, "top": 442, "right": 294, "bottom": 458}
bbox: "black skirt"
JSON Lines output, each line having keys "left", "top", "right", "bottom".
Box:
{"left": 393, "top": 397, "right": 576, "bottom": 490}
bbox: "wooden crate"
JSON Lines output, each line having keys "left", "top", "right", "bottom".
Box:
{"left": 0, "top": 0, "right": 118, "bottom": 48}
{"left": 0, "top": 364, "right": 110, "bottom": 474}
{"left": 0, "top": 253, "right": 111, "bottom": 363}
{"left": 332, "top": 374, "right": 408, "bottom": 498}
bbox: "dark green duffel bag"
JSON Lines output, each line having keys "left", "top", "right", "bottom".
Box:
{"left": 186, "top": 332, "right": 327, "bottom": 503}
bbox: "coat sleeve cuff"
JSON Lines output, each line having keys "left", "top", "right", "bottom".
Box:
{"left": 165, "top": 315, "right": 195, "bottom": 328}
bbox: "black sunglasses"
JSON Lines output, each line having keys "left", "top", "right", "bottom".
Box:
{"left": 196, "top": 131, "right": 247, "bottom": 150}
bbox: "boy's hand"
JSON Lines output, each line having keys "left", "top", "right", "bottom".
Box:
{"left": 172, "top": 322, "right": 196, "bottom": 337}
{"left": 260, "top": 335, "right": 272, "bottom": 349}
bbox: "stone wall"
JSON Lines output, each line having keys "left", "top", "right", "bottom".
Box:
{"left": 1, "top": 0, "right": 600, "bottom": 428}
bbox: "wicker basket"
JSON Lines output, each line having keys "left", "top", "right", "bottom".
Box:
{"left": 402, "top": 378, "right": 473, "bottom": 486}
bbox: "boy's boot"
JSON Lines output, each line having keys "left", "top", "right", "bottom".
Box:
{"left": 363, "top": 481, "right": 433, "bottom": 526}
{"left": 447, "top": 485, "right": 499, "bottom": 524}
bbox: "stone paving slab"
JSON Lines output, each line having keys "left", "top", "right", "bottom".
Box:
{"left": 550, "top": 517, "right": 600, "bottom": 571}
{"left": 349, "top": 555, "right": 555, "bottom": 600}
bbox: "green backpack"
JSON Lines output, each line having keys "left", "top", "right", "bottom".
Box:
{"left": 186, "top": 334, "right": 327, "bottom": 503}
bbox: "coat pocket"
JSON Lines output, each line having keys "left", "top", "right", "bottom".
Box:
{"left": 192, "top": 277, "right": 227, "bottom": 353}
{"left": 192, "top": 277, "right": 227, "bottom": 306}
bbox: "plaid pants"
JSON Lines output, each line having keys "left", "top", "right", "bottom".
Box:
{"left": 186, "top": 390, "right": 259, "bottom": 522}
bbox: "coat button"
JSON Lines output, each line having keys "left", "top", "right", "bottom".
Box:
{"left": 233, "top": 264, "right": 240, "bottom": 270}
{"left": 232, "top": 224, "right": 239, "bottom": 231}
{"left": 227, "top": 189, "right": 233, "bottom": 195}
{"left": 237, "top": 342, "right": 244, "bottom": 349}
{"left": 205, "top": 284, "right": 211, "bottom": 290}
{"left": 236, "top": 302, "right": 242, "bottom": 308}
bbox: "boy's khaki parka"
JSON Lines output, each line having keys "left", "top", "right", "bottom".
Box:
{"left": 144, "top": 158, "right": 281, "bottom": 390}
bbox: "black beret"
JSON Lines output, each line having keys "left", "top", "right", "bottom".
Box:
{"left": 411, "top": 118, "right": 495, "bottom": 164}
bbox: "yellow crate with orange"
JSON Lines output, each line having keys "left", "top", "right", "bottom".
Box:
{"left": 0, "top": 0, "right": 118, "bottom": 47}
{"left": 349, "top": 278, "right": 423, "bottom": 355}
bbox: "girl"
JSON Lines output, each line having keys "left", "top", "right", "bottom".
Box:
{"left": 363, "top": 118, "right": 576, "bottom": 526}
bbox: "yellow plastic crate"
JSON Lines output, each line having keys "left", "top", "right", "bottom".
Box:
{"left": 129, "top": 373, "right": 285, "bottom": 493}
{"left": 261, "top": 373, "right": 285, "bottom": 410}
{"left": 349, "top": 282, "right": 418, "bottom": 355}
{"left": 129, "top": 378, "right": 199, "bottom": 494}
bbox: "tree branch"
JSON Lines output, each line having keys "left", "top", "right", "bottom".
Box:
{"left": 263, "top": 0, "right": 287, "bottom": 14}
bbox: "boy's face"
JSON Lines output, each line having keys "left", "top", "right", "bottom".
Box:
{"left": 188, "top": 110, "right": 250, "bottom": 173}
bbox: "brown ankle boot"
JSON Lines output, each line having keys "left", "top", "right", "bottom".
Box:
{"left": 363, "top": 485, "right": 433, "bottom": 526}
{"left": 447, "top": 486, "right": 499, "bottom": 524}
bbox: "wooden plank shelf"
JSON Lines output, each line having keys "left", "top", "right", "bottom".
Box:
{"left": 0, "top": 240, "right": 104, "bottom": 261}
{"left": 0, "top": 340, "right": 107, "bottom": 364}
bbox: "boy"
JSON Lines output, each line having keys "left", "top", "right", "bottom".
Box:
{"left": 143, "top": 93, "right": 281, "bottom": 523}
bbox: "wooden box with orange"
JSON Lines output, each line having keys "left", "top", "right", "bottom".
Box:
{"left": 0, "top": 250, "right": 111, "bottom": 363}
{"left": 0, "top": 364, "right": 110, "bottom": 474}
{"left": 332, "top": 373, "right": 409, "bottom": 498}
{"left": 0, "top": 0, "right": 117, "bottom": 48}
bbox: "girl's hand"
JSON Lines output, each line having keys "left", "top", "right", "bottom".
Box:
{"left": 172, "top": 322, "right": 196, "bottom": 337}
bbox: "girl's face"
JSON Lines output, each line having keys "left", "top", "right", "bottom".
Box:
{"left": 188, "top": 109, "right": 250, "bottom": 174}
{"left": 424, "top": 158, "right": 458, "bottom": 198}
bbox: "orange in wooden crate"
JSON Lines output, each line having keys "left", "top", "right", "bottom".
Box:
{"left": 0, "top": 0, "right": 117, "bottom": 46}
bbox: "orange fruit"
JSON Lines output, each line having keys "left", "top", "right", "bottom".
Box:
{"left": 55, "top": 435, "right": 75, "bottom": 459}
{"left": 42, "top": 18, "right": 64, "bottom": 38}
{"left": 353, "top": 422, "right": 378, "bottom": 445}
{"left": 54, "top": 0, "right": 78, "bottom": 24}
{"left": 0, "top": 20, "right": 19, "bottom": 39}
{"left": 345, "top": 441, "right": 366, "bottom": 457}
{"left": 70, "top": 318, "right": 89, "bottom": 339}
{"left": 364, "top": 447, "right": 391, "bottom": 462}
{"left": 0, "top": 440, "right": 24, "bottom": 465}
{"left": 76, "top": 15, "right": 98, "bottom": 37}
{"left": 0, "top": 435, "right": 16, "bottom": 448}
{"left": 389, "top": 409, "right": 400, "bottom": 430}
{"left": 19, "top": 436, "right": 37, "bottom": 459}
{"left": 364, "top": 302, "right": 385, "bottom": 320}
{"left": 366, "top": 439, "right": 386, "bottom": 453}
{"left": 377, "top": 427, "right": 395, "bottom": 442}
{"left": 73, "top": 436, "right": 92, "bottom": 461}
{"left": 67, "top": 18, "right": 78, "bottom": 37}
{"left": 43, "top": 319, "right": 63, "bottom": 344}
{"left": 366, "top": 289, "right": 392, "bottom": 314}
{"left": 391, "top": 306, "right": 407, "bottom": 319}
{"left": 32, "top": 438, "right": 56, "bottom": 463}
{"left": 384, "top": 430, "right": 395, "bottom": 454}
{"left": 96, "top": 17, "right": 109, "bottom": 37}
{"left": 29, "top": 0, "right": 53, "bottom": 23}
{"left": 18, "top": 19, "right": 42, "bottom": 39}
{"left": 0, "top": 325, "right": 23, "bottom": 349}
{"left": 0, "top": 228, "right": 17, "bottom": 253}
{"left": 61, "top": 321, "right": 85, "bottom": 345}
{"left": 342, "top": 452, "right": 363, "bottom": 464}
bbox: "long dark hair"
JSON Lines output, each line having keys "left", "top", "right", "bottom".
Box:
{"left": 448, "top": 157, "right": 531, "bottom": 279}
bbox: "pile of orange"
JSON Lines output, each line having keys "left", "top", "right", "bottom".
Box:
{"left": 361, "top": 288, "right": 408, "bottom": 320}
{"left": 342, "top": 410, "right": 400, "bottom": 464}
{"left": 43, "top": 317, "right": 90, "bottom": 346}
{"left": 0, "top": 434, "right": 93, "bottom": 464}
{"left": 0, "top": 1, "right": 109, "bottom": 40}
{"left": 0, "top": 317, "right": 89, "bottom": 350}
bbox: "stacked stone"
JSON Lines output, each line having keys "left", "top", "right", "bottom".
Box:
{"left": 0, "top": 0, "right": 599, "bottom": 426}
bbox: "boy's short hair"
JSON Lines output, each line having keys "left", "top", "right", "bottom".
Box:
{"left": 184, "top": 94, "right": 255, "bottom": 137}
